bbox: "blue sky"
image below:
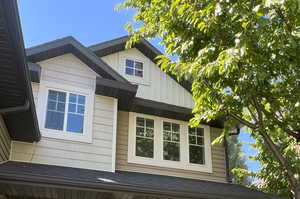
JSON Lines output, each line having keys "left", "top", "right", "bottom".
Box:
{"left": 18, "top": 0, "right": 260, "bottom": 173}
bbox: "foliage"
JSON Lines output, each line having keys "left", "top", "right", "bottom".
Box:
{"left": 119, "top": 0, "right": 300, "bottom": 198}
{"left": 227, "top": 135, "right": 251, "bottom": 186}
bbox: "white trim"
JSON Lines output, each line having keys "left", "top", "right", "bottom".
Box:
{"left": 127, "top": 112, "right": 213, "bottom": 173}
{"left": 111, "top": 98, "right": 118, "bottom": 172}
{"left": 37, "top": 80, "right": 94, "bottom": 143}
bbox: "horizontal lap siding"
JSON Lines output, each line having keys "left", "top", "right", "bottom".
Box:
{"left": 10, "top": 54, "right": 115, "bottom": 172}
{"left": 0, "top": 116, "right": 10, "bottom": 162}
{"left": 116, "top": 111, "right": 227, "bottom": 182}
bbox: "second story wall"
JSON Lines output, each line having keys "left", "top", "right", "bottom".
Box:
{"left": 102, "top": 48, "right": 194, "bottom": 109}
{"left": 0, "top": 116, "right": 10, "bottom": 162}
{"left": 10, "top": 54, "right": 118, "bottom": 172}
{"left": 116, "top": 111, "right": 227, "bottom": 182}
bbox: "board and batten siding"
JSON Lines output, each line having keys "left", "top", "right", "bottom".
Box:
{"left": 116, "top": 111, "right": 227, "bottom": 182}
{"left": 0, "top": 115, "right": 10, "bottom": 162}
{"left": 101, "top": 48, "right": 194, "bottom": 109}
{"left": 10, "top": 54, "right": 116, "bottom": 172}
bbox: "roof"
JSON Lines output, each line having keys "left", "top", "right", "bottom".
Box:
{"left": 0, "top": 161, "right": 282, "bottom": 199}
{"left": 26, "top": 36, "right": 130, "bottom": 83}
{"left": 89, "top": 36, "right": 192, "bottom": 93}
{"left": 0, "top": 0, "right": 40, "bottom": 142}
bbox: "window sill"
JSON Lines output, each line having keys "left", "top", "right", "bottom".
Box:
{"left": 127, "top": 155, "right": 213, "bottom": 173}
{"left": 41, "top": 128, "right": 92, "bottom": 143}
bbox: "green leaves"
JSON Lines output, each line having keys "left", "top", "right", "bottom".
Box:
{"left": 120, "top": 0, "right": 300, "bottom": 197}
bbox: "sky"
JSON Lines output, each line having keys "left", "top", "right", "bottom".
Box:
{"left": 18, "top": 0, "right": 260, "bottom": 174}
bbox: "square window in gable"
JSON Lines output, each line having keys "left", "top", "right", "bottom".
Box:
{"left": 125, "top": 59, "right": 144, "bottom": 78}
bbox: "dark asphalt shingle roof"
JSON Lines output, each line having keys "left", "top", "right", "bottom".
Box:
{"left": 0, "top": 161, "right": 282, "bottom": 199}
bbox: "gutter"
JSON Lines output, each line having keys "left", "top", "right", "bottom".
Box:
{"left": 0, "top": 100, "right": 30, "bottom": 114}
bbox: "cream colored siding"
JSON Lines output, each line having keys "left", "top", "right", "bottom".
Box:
{"left": 10, "top": 54, "right": 116, "bottom": 172}
{"left": 116, "top": 111, "right": 227, "bottom": 182}
{"left": 102, "top": 48, "right": 194, "bottom": 109}
{"left": 0, "top": 115, "right": 10, "bottom": 162}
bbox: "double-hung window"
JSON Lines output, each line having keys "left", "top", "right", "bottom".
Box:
{"left": 189, "top": 127, "right": 205, "bottom": 164}
{"left": 125, "top": 59, "right": 143, "bottom": 77}
{"left": 45, "top": 91, "right": 86, "bottom": 134}
{"left": 135, "top": 117, "right": 154, "bottom": 158}
{"left": 38, "top": 82, "right": 94, "bottom": 143}
{"left": 163, "top": 122, "right": 180, "bottom": 161}
{"left": 128, "top": 113, "right": 212, "bottom": 172}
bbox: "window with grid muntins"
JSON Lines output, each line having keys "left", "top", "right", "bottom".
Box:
{"left": 189, "top": 127, "right": 205, "bottom": 164}
{"left": 163, "top": 122, "right": 180, "bottom": 161}
{"left": 45, "top": 90, "right": 86, "bottom": 134}
{"left": 125, "top": 59, "right": 143, "bottom": 77}
{"left": 135, "top": 117, "right": 154, "bottom": 158}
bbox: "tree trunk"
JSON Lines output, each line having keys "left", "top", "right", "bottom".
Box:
{"left": 259, "top": 130, "right": 300, "bottom": 199}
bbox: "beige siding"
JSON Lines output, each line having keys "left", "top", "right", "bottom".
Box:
{"left": 102, "top": 48, "right": 194, "bottom": 109}
{"left": 116, "top": 111, "right": 227, "bottom": 182}
{"left": 10, "top": 54, "right": 116, "bottom": 172}
{"left": 0, "top": 115, "right": 11, "bottom": 162}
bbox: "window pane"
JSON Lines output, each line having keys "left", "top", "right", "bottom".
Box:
{"left": 172, "top": 123, "right": 180, "bottom": 133}
{"left": 69, "top": 93, "right": 77, "bottom": 103}
{"left": 145, "top": 128, "right": 154, "bottom": 138}
{"left": 197, "top": 128, "right": 204, "bottom": 136}
{"left": 67, "top": 113, "right": 84, "bottom": 133}
{"left": 136, "top": 117, "right": 145, "bottom": 127}
{"left": 163, "top": 131, "right": 171, "bottom": 141}
{"left": 125, "top": 67, "right": 134, "bottom": 75}
{"left": 146, "top": 119, "right": 154, "bottom": 128}
{"left": 189, "top": 135, "right": 196, "bottom": 144}
{"left": 77, "top": 105, "right": 85, "bottom": 114}
{"left": 68, "top": 103, "right": 76, "bottom": 113}
{"left": 189, "top": 128, "right": 196, "bottom": 135}
{"left": 78, "top": 95, "right": 85, "bottom": 105}
{"left": 135, "top": 62, "right": 143, "bottom": 70}
{"left": 136, "top": 137, "right": 153, "bottom": 158}
{"left": 163, "top": 142, "right": 180, "bottom": 161}
{"left": 45, "top": 111, "right": 64, "bottom": 130}
{"left": 189, "top": 145, "right": 204, "bottom": 164}
{"left": 126, "top": 59, "right": 134, "bottom": 68}
{"left": 197, "top": 137, "right": 204, "bottom": 145}
{"left": 136, "top": 127, "right": 144, "bottom": 136}
{"left": 48, "top": 90, "right": 57, "bottom": 100}
{"left": 172, "top": 133, "right": 180, "bottom": 142}
{"left": 135, "top": 70, "right": 143, "bottom": 77}
{"left": 57, "top": 102, "right": 65, "bottom": 112}
{"left": 45, "top": 90, "right": 66, "bottom": 131}
{"left": 58, "top": 92, "right": 66, "bottom": 102}
{"left": 163, "top": 122, "right": 171, "bottom": 131}
{"left": 47, "top": 101, "right": 56, "bottom": 110}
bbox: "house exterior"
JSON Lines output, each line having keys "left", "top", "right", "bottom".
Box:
{"left": 0, "top": 0, "right": 281, "bottom": 199}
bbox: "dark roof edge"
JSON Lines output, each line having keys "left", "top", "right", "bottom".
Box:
{"left": 89, "top": 36, "right": 192, "bottom": 93}
{"left": 0, "top": 0, "right": 40, "bottom": 142}
{"left": 26, "top": 36, "right": 131, "bottom": 84}
{"left": 0, "top": 170, "right": 258, "bottom": 199}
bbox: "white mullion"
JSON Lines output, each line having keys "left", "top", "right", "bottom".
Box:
{"left": 63, "top": 92, "right": 69, "bottom": 132}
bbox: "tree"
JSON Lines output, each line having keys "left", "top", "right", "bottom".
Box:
{"left": 119, "top": 0, "right": 300, "bottom": 198}
{"left": 227, "top": 135, "right": 251, "bottom": 186}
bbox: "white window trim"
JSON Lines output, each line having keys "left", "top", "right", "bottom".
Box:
{"left": 120, "top": 54, "right": 150, "bottom": 86}
{"left": 37, "top": 81, "right": 94, "bottom": 143}
{"left": 127, "top": 112, "right": 213, "bottom": 173}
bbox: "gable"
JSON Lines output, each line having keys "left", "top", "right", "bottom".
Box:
{"left": 37, "top": 53, "right": 98, "bottom": 90}
{"left": 102, "top": 48, "right": 194, "bottom": 109}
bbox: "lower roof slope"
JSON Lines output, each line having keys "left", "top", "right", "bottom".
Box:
{"left": 0, "top": 161, "right": 281, "bottom": 199}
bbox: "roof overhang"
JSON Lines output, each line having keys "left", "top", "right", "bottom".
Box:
{"left": 89, "top": 36, "right": 192, "bottom": 93}
{"left": 0, "top": 0, "right": 40, "bottom": 142}
{"left": 0, "top": 162, "right": 282, "bottom": 199}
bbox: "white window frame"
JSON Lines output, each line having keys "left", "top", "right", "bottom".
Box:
{"left": 125, "top": 59, "right": 144, "bottom": 78}
{"left": 128, "top": 112, "right": 213, "bottom": 173}
{"left": 37, "top": 81, "right": 94, "bottom": 143}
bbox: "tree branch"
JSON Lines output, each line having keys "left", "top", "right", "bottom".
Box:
{"left": 228, "top": 112, "right": 257, "bottom": 129}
